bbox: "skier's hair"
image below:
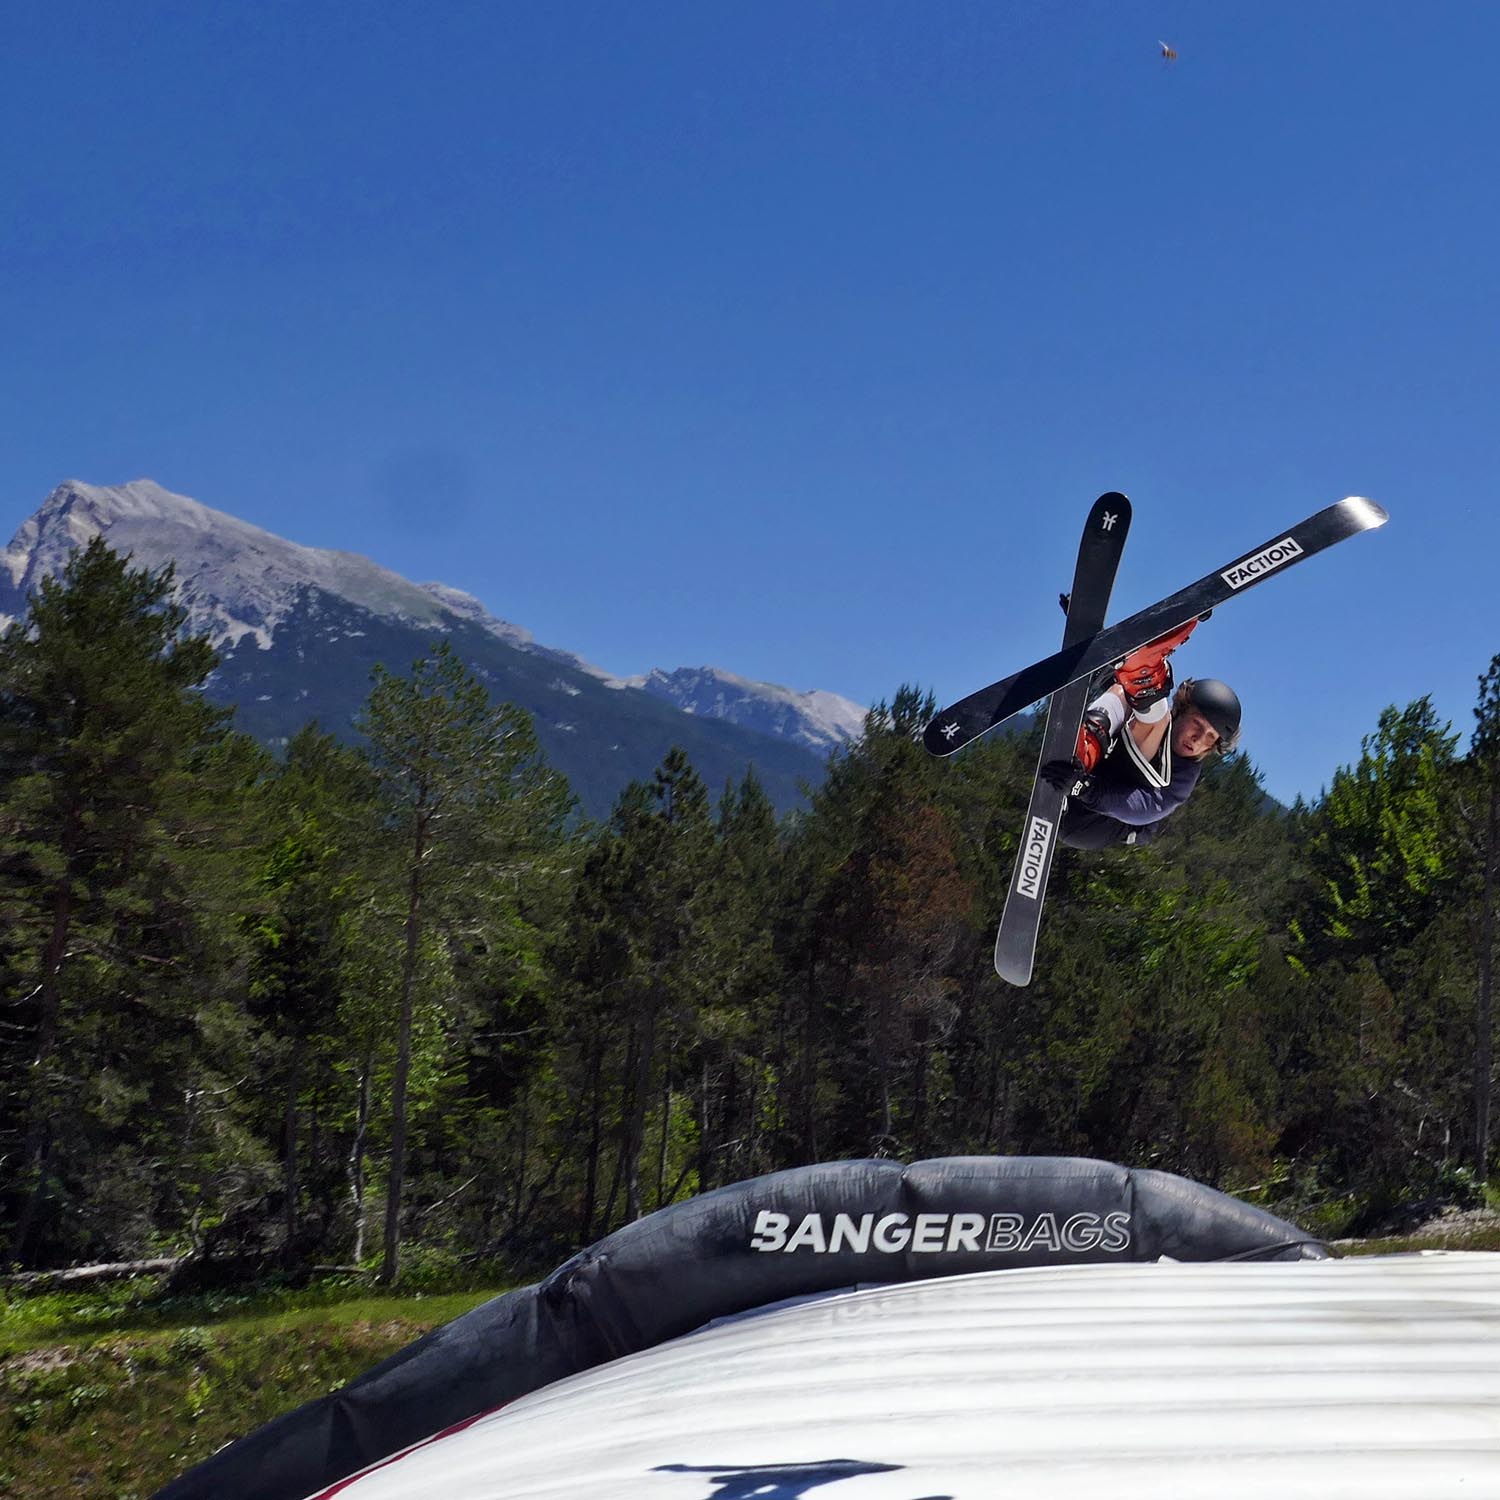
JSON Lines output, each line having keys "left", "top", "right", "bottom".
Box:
{"left": 1172, "top": 679, "right": 1240, "bottom": 757}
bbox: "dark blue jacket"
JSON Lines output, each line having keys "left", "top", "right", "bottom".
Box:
{"left": 1060, "top": 727, "right": 1203, "bottom": 849}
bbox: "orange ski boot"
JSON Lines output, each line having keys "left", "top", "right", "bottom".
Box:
{"left": 1113, "top": 614, "right": 1206, "bottom": 711}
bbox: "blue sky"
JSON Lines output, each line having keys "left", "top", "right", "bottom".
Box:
{"left": 4, "top": 1, "right": 1497, "bottom": 805}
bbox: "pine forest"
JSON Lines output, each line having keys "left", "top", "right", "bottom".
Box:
{"left": 4, "top": 539, "right": 1499, "bottom": 1283}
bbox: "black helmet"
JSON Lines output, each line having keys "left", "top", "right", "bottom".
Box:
{"left": 1183, "top": 678, "right": 1241, "bottom": 752}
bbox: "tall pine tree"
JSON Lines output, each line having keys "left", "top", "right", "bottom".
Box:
{"left": 358, "top": 641, "right": 569, "bottom": 1284}
{"left": 1469, "top": 658, "right": 1500, "bottom": 1171}
{"left": 0, "top": 539, "right": 225, "bottom": 1266}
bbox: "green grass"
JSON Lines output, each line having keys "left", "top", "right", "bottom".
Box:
{"left": 0, "top": 1277, "right": 512, "bottom": 1500}
{"left": 1339, "top": 1223, "right": 1500, "bottom": 1256}
{"left": 0, "top": 1273, "right": 503, "bottom": 1357}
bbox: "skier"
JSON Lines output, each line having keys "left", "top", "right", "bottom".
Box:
{"left": 1040, "top": 617, "right": 1241, "bottom": 850}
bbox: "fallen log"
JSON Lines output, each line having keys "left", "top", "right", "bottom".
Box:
{"left": 1, "top": 1257, "right": 182, "bottom": 1290}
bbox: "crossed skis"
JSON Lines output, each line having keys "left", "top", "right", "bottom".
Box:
{"left": 924, "top": 494, "right": 1389, "bottom": 985}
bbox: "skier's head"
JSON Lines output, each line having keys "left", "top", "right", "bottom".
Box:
{"left": 1171, "top": 678, "right": 1241, "bottom": 759}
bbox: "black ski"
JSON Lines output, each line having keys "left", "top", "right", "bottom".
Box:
{"left": 994, "top": 494, "right": 1130, "bottom": 986}
{"left": 924, "top": 496, "right": 1388, "bottom": 758}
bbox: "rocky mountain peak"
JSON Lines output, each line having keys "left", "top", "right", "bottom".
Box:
{"left": 3, "top": 479, "right": 465, "bottom": 650}
{"left": 1, "top": 479, "right": 867, "bottom": 757}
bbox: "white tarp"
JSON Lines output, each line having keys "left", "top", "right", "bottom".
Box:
{"left": 320, "top": 1252, "right": 1500, "bottom": 1500}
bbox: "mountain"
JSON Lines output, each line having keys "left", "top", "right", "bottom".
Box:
{"left": 0, "top": 480, "right": 869, "bottom": 819}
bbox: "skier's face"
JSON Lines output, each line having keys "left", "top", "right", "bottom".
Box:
{"left": 1173, "top": 707, "right": 1221, "bottom": 760}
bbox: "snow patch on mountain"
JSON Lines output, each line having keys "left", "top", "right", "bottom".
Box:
{"left": 415, "top": 580, "right": 612, "bottom": 678}
{"left": 415, "top": 581, "right": 538, "bottom": 650}
{"left": 640, "top": 666, "right": 866, "bottom": 751}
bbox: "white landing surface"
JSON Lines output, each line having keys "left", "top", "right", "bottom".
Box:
{"left": 310, "top": 1253, "right": 1500, "bottom": 1500}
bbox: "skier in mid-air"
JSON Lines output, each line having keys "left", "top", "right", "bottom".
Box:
{"left": 1040, "top": 616, "right": 1241, "bottom": 850}
{"left": 923, "top": 494, "right": 1382, "bottom": 984}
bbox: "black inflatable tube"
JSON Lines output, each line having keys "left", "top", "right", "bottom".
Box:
{"left": 154, "top": 1155, "right": 1322, "bottom": 1500}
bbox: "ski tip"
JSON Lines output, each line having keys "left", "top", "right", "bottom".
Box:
{"left": 994, "top": 954, "right": 1033, "bottom": 986}
{"left": 1341, "top": 495, "right": 1389, "bottom": 528}
{"left": 1088, "top": 492, "right": 1132, "bottom": 527}
{"left": 923, "top": 720, "right": 966, "bottom": 757}
{"left": 994, "top": 928, "right": 1036, "bottom": 985}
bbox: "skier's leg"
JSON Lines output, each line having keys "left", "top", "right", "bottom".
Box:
{"left": 1116, "top": 615, "right": 1203, "bottom": 679}
{"left": 1114, "top": 615, "right": 1202, "bottom": 760}
{"left": 1075, "top": 688, "right": 1125, "bottom": 771}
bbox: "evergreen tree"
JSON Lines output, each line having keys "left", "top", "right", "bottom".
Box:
{"left": 1295, "top": 699, "right": 1459, "bottom": 968}
{"left": 777, "top": 686, "right": 974, "bottom": 1160}
{"left": 245, "top": 726, "right": 380, "bottom": 1264}
{"left": 1468, "top": 657, "right": 1500, "bottom": 1170}
{"left": 695, "top": 770, "right": 783, "bottom": 1189}
{"left": 358, "top": 641, "right": 570, "bottom": 1283}
{"left": 0, "top": 538, "right": 227, "bottom": 1266}
{"left": 557, "top": 748, "right": 718, "bottom": 1233}
{"left": 1283, "top": 699, "right": 1470, "bottom": 1199}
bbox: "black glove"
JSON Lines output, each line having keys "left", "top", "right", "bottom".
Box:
{"left": 1040, "top": 759, "right": 1095, "bottom": 801}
